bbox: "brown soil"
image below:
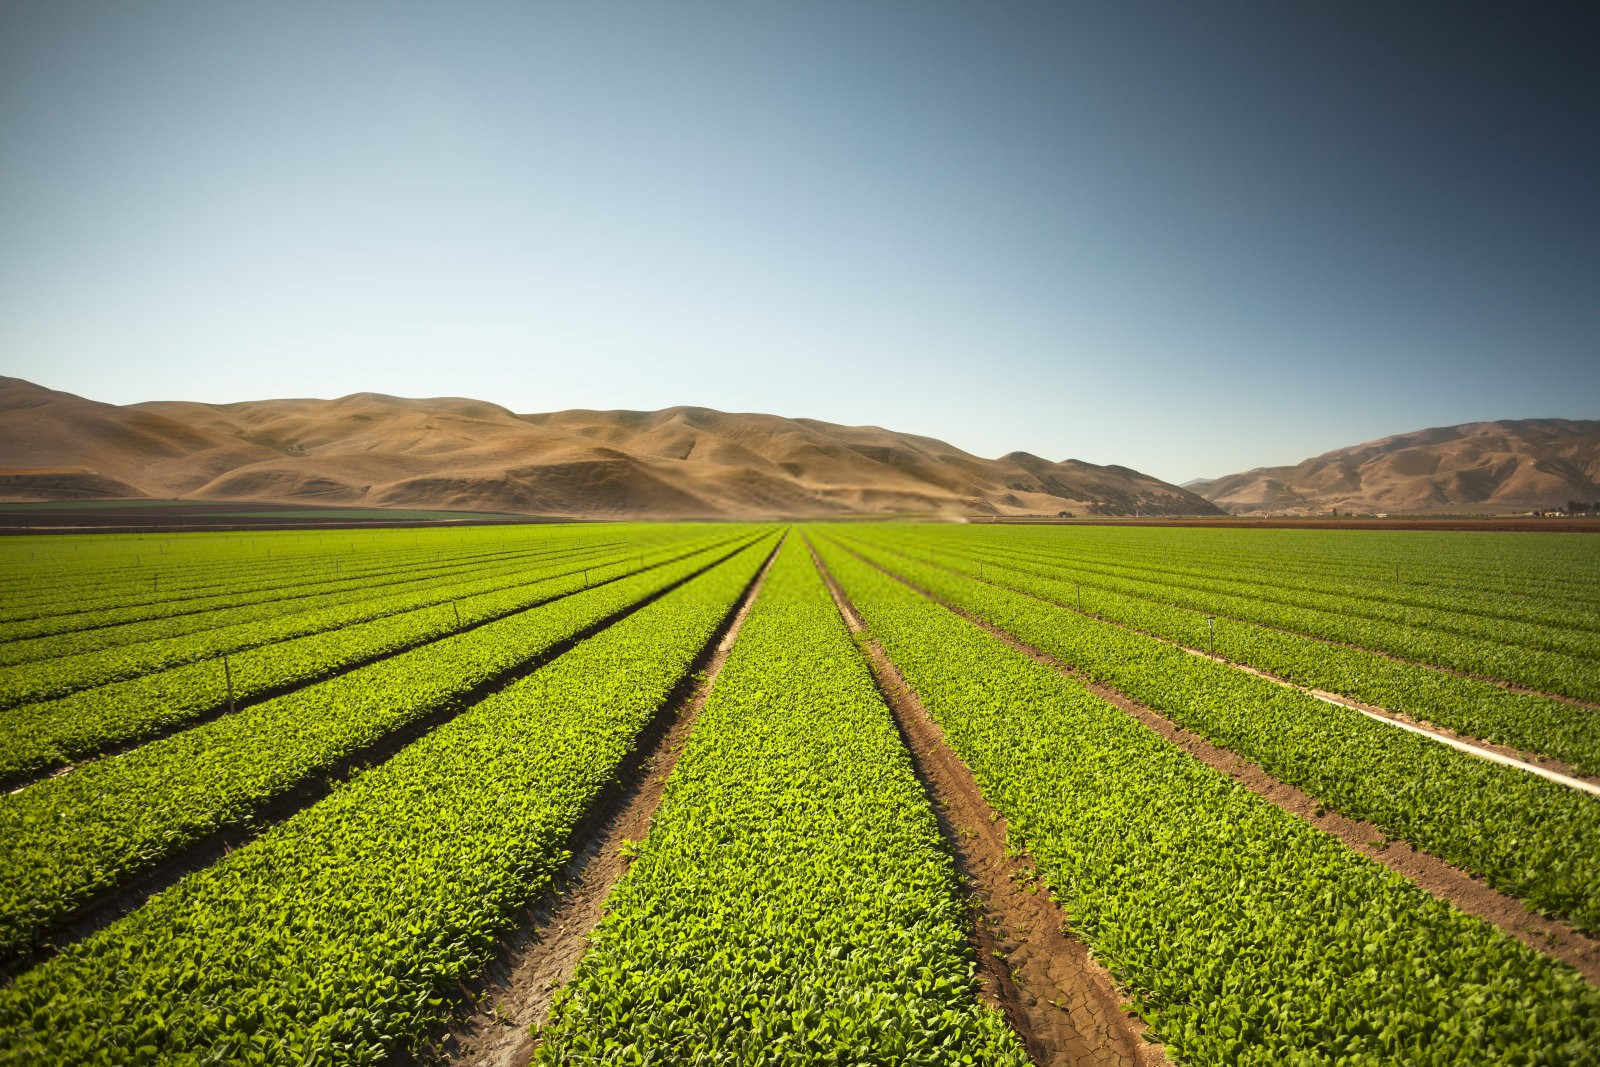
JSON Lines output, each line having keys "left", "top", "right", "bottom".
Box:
{"left": 807, "top": 537, "right": 1168, "bottom": 1066}
{"left": 438, "top": 539, "right": 782, "bottom": 1067}
{"left": 836, "top": 539, "right": 1600, "bottom": 986}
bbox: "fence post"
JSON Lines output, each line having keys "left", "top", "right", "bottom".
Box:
{"left": 453, "top": 601, "right": 461, "bottom": 627}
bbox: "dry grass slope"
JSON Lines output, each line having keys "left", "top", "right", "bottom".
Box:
{"left": 0, "top": 377, "right": 1219, "bottom": 519}
{"left": 1187, "top": 419, "right": 1600, "bottom": 515}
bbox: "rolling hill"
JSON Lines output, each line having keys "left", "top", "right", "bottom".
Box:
{"left": 1186, "top": 419, "right": 1600, "bottom": 515}
{"left": 0, "top": 377, "right": 1219, "bottom": 518}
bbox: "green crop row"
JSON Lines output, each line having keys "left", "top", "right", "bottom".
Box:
{"left": 0, "top": 528, "right": 607, "bottom": 635}
{"left": 0, "top": 524, "right": 614, "bottom": 633}
{"left": 815, "top": 538, "right": 1600, "bottom": 1065}
{"left": 884, "top": 530, "right": 1600, "bottom": 702}
{"left": 0, "top": 536, "right": 775, "bottom": 1064}
{"left": 534, "top": 537, "right": 1027, "bottom": 1065}
{"left": 0, "top": 533, "right": 735, "bottom": 787}
{"left": 864, "top": 533, "right": 1600, "bottom": 775}
{"left": 950, "top": 524, "right": 1600, "bottom": 619}
{"left": 0, "top": 532, "right": 769, "bottom": 963}
{"left": 0, "top": 538, "right": 666, "bottom": 705}
{"left": 949, "top": 532, "right": 1600, "bottom": 653}
{"left": 0, "top": 536, "right": 617, "bottom": 665}
{"left": 0, "top": 530, "right": 708, "bottom": 706}
{"left": 824, "top": 532, "right": 1600, "bottom": 935}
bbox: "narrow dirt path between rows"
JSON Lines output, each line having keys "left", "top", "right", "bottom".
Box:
{"left": 808, "top": 538, "right": 1167, "bottom": 1067}
{"left": 832, "top": 538, "right": 1600, "bottom": 986}
{"left": 438, "top": 537, "right": 784, "bottom": 1067}
{"left": 876, "top": 540, "right": 1600, "bottom": 791}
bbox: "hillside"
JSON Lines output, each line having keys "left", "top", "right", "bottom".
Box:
{"left": 1187, "top": 419, "right": 1600, "bottom": 515}
{"left": 0, "top": 377, "right": 1218, "bottom": 518}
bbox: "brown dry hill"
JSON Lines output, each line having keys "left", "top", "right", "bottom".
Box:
{"left": 1186, "top": 419, "right": 1600, "bottom": 515}
{"left": 0, "top": 377, "right": 1218, "bottom": 518}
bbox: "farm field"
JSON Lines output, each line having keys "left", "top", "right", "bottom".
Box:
{"left": 0, "top": 522, "right": 1597, "bottom": 1064}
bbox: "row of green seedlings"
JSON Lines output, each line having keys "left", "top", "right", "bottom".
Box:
{"left": 951, "top": 523, "right": 1600, "bottom": 626}
{"left": 534, "top": 537, "right": 1029, "bottom": 1064}
{"left": 884, "top": 529, "right": 1600, "bottom": 701}
{"left": 969, "top": 522, "right": 1600, "bottom": 607}
{"left": 828, "top": 534, "right": 1600, "bottom": 936}
{"left": 863, "top": 530, "right": 1600, "bottom": 775}
{"left": 0, "top": 534, "right": 770, "bottom": 965}
{"left": 0, "top": 527, "right": 597, "bottom": 633}
{"left": 0, "top": 532, "right": 744, "bottom": 787}
{"left": 0, "top": 538, "right": 776, "bottom": 1063}
{"left": 0, "top": 530, "right": 698, "bottom": 705}
{"left": 0, "top": 539, "right": 633, "bottom": 693}
{"left": 946, "top": 529, "right": 1600, "bottom": 653}
{"left": 0, "top": 534, "right": 628, "bottom": 665}
{"left": 816, "top": 539, "right": 1600, "bottom": 1065}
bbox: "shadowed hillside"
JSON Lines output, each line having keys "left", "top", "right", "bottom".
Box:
{"left": 1187, "top": 419, "right": 1600, "bottom": 515}
{"left": 0, "top": 378, "right": 1219, "bottom": 518}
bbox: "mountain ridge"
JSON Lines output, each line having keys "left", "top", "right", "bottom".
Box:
{"left": 1186, "top": 419, "right": 1600, "bottom": 515}
{"left": 0, "top": 377, "right": 1219, "bottom": 518}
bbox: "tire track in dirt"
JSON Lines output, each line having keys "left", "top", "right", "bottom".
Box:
{"left": 437, "top": 535, "right": 785, "bottom": 1067}
{"left": 829, "top": 535, "right": 1600, "bottom": 986}
{"left": 808, "top": 536, "right": 1168, "bottom": 1067}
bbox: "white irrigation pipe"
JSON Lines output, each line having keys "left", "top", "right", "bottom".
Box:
{"left": 1309, "top": 691, "right": 1600, "bottom": 799}
{"left": 1175, "top": 644, "right": 1600, "bottom": 799}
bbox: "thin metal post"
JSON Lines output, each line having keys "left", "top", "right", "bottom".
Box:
{"left": 1208, "top": 616, "right": 1215, "bottom": 655}
{"left": 223, "top": 654, "right": 235, "bottom": 713}
{"left": 1076, "top": 583, "right": 1083, "bottom": 612}
{"left": 453, "top": 601, "right": 461, "bottom": 627}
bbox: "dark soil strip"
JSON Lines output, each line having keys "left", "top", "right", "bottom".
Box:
{"left": 875, "top": 539, "right": 1600, "bottom": 777}
{"left": 831, "top": 537, "right": 1600, "bottom": 986}
{"left": 3, "top": 535, "right": 753, "bottom": 794}
{"left": 808, "top": 538, "right": 1167, "bottom": 1067}
{"left": 4, "top": 537, "right": 772, "bottom": 982}
{"left": 432, "top": 536, "right": 785, "bottom": 1067}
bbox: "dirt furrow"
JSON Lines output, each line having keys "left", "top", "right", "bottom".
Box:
{"left": 438, "top": 537, "right": 783, "bottom": 1067}
{"left": 808, "top": 538, "right": 1166, "bottom": 1067}
{"left": 833, "top": 537, "right": 1600, "bottom": 986}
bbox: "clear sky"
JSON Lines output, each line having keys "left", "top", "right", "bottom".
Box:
{"left": 3, "top": 2, "right": 1596, "bottom": 483}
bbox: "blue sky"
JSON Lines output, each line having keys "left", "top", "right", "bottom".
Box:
{"left": 3, "top": 2, "right": 1595, "bottom": 483}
